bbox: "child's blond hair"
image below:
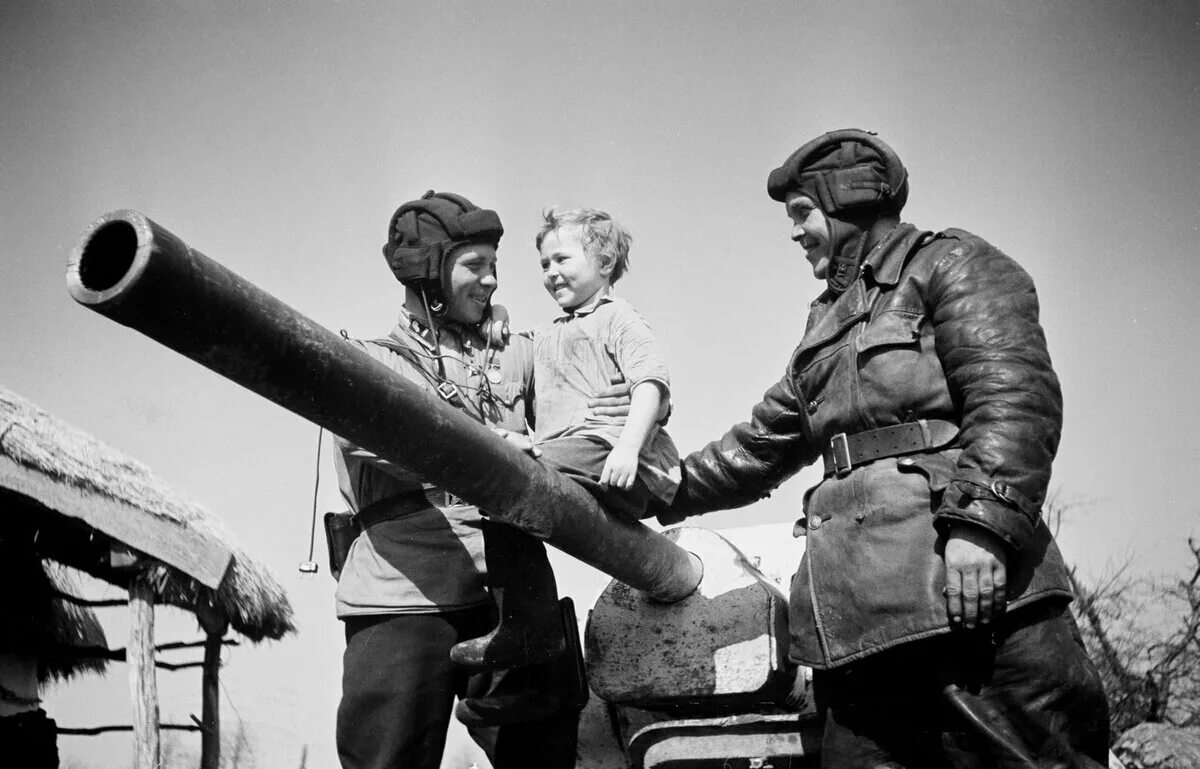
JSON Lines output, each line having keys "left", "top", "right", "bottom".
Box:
{"left": 536, "top": 208, "right": 632, "bottom": 284}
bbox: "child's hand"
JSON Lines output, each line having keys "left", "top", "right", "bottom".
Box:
{"left": 600, "top": 445, "right": 640, "bottom": 490}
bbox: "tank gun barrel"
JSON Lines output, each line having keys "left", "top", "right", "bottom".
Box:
{"left": 66, "top": 210, "right": 702, "bottom": 602}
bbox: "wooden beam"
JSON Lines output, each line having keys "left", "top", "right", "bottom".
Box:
{"left": 62, "top": 640, "right": 238, "bottom": 672}
{"left": 0, "top": 455, "right": 232, "bottom": 588}
{"left": 200, "top": 632, "right": 223, "bottom": 769}
{"left": 69, "top": 639, "right": 241, "bottom": 657}
{"left": 128, "top": 575, "right": 159, "bottom": 769}
{"left": 198, "top": 604, "right": 229, "bottom": 769}
{"left": 58, "top": 723, "right": 202, "bottom": 735}
{"left": 47, "top": 589, "right": 128, "bottom": 607}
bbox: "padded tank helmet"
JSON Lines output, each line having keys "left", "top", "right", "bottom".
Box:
{"left": 767, "top": 129, "right": 909, "bottom": 216}
{"left": 382, "top": 190, "right": 504, "bottom": 314}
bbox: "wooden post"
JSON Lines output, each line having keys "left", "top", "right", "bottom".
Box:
{"left": 128, "top": 574, "right": 159, "bottom": 769}
{"left": 197, "top": 602, "right": 229, "bottom": 769}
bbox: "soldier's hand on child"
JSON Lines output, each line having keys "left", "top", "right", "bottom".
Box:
{"left": 600, "top": 445, "right": 640, "bottom": 490}
{"left": 588, "top": 375, "right": 633, "bottom": 417}
{"left": 589, "top": 375, "right": 671, "bottom": 423}
{"left": 490, "top": 427, "right": 542, "bottom": 458}
{"left": 482, "top": 303, "right": 511, "bottom": 346}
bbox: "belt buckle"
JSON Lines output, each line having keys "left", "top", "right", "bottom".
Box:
{"left": 425, "top": 488, "right": 463, "bottom": 508}
{"left": 436, "top": 381, "right": 463, "bottom": 404}
{"left": 830, "top": 432, "right": 852, "bottom": 476}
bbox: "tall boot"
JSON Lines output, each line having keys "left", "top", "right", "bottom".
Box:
{"left": 455, "top": 665, "right": 562, "bottom": 728}
{"left": 456, "top": 597, "right": 588, "bottom": 730}
{"left": 450, "top": 519, "right": 566, "bottom": 669}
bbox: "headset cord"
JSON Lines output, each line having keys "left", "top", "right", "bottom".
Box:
{"left": 419, "top": 288, "right": 451, "bottom": 384}
{"left": 411, "top": 291, "right": 497, "bottom": 410}
{"left": 298, "top": 426, "right": 323, "bottom": 574}
{"left": 391, "top": 341, "right": 496, "bottom": 400}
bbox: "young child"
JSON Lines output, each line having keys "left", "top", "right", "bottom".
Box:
{"left": 529, "top": 208, "right": 679, "bottom": 521}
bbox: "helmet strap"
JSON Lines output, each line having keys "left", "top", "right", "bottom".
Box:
{"left": 415, "top": 279, "right": 447, "bottom": 317}
{"left": 825, "top": 216, "right": 868, "bottom": 294}
{"left": 416, "top": 286, "right": 464, "bottom": 405}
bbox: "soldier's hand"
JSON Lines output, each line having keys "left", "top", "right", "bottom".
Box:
{"left": 944, "top": 524, "right": 1007, "bottom": 630}
{"left": 654, "top": 502, "right": 688, "bottom": 527}
{"left": 587, "top": 375, "right": 633, "bottom": 417}
{"left": 482, "top": 303, "right": 511, "bottom": 346}
{"left": 490, "top": 427, "right": 541, "bottom": 459}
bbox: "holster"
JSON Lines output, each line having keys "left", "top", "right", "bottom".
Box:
{"left": 323, "top": 511, "right": 360, "bottom": 581}
{"left": 324, "top": 491, "right": 446, "bottom": 582}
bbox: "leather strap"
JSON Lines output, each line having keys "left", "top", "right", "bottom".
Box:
{"left": 822, "top": 419, "right": 958, "bottom": 477}
{"left": 948, "top": 467, "right": 1041, "bottom": 520}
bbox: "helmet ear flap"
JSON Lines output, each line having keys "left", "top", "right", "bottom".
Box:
{"left": 415, "top": 280, "right": 448, "bottom": 317}
{"left": 847, "top": 133, "right": 908, "bottom": 214}
{"left": 482, "top": 303, "right": 511, "bottom": 346}
{"left": 383, "top": 240, "right": 444, "bottom": 286}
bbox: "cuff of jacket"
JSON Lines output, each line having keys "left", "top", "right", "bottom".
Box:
{"left": 653, "top": 470, "right": 697, "bottom": 526}
{"left": 653, "top": 492, "right": 695, "bottom": 526}
{"left": 934, "top": 475, "right": 1041, "bottom": 551}
{"left": 655, "top": 507, "right": 690, "bottom": 526}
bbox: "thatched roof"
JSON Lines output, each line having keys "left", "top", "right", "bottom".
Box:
{"left": 40, "top": 563, "right": 109, "bottom": 683}
{"left": 0, "top": 385, "right": 294, "bottom": 642}
{"left": 0, "top": 549, "right": 108, "bottom": 684}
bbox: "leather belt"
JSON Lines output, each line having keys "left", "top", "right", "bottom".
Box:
{"left": 354, "top": 487, "right": 463, "bottom": 529}
{"left": 821, "top": 419, "right": 958, "bottom": 477}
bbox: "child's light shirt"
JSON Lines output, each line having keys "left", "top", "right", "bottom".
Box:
{"left": 530, "top": 292, "right": 680, "bottom": 503}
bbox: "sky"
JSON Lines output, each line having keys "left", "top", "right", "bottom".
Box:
{"left": 2, "top": 1, "right": 1199, "bottom": 767}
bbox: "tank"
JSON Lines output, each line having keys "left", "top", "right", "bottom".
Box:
{"left": 67, "top": 210, "right": 822, "bottom": 768}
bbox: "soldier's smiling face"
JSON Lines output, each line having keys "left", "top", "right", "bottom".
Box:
{"left": 785, "top": 192, "right": 831, "bottom": 280}
{"left": 442, "top": 243, "right": 498, "bottom": 325}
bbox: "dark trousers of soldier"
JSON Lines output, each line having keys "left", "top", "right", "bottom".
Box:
{"left": 337, "top": 608, "right": 578, "bottom": 769}
{"left": 813, "top": 600, "right": 1109, "bottom": 769}
{"left": 537, "top": 435, "right": 655, "bottom": 521}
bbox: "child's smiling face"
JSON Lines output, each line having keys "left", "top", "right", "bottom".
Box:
{"left": 539, "top": 225, "right": 612, "bottom": 311}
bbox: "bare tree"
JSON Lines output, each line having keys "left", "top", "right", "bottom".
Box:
{"left": 222, "top": 716, "right": 253, "bottom": 769}
{"left": 1056, "top": 499, "right": 1200, "bottom": 735}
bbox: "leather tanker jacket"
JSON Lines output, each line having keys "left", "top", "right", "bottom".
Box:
{"left": 671, "top": 223, "right": 1073, "bottom": 669}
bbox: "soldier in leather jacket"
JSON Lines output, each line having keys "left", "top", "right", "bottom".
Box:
{"left": 659, "top": 130, "right": 1110, "bottom": 767}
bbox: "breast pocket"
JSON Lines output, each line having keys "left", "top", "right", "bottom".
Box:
{"left": 855, "top": 310, "right": 944, "bottom": 413}
{"left": 798, "top": 342, "right": 851, "bottom": 396}
{"left": 856, "top": 310, "right": 923, "bottom": 354}
{"left": 793, "top": 340, "right": 853, "bottom": 426}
